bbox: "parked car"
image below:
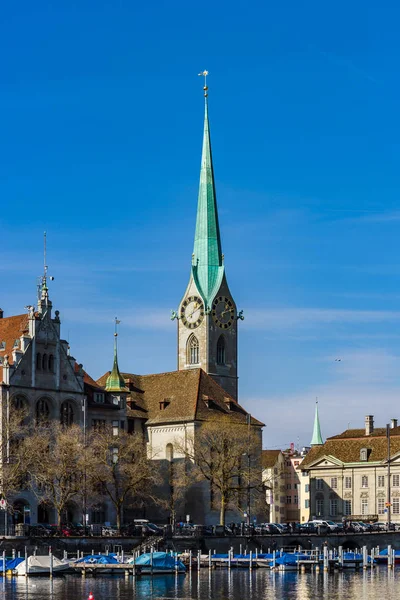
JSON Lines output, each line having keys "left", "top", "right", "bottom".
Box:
{"left": 29, "top": 524, "right": 54, "bottom": 537}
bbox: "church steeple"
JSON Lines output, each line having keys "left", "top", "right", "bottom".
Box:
{"left": 176, "top": 73, "right": 239, "bottom": 400}
{"left": 192, "top": 80, "right": 224, "bottom": 309}
{"left": 310, "top": 400, "right": 323, "bottom": 446}
{"left": 105, "top": 318, "right": 128, "bottom": 393}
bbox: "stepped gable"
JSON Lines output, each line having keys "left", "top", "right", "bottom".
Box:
{"left": 0, "top": 313, "right": 29, "bottom": 365}
{"left": 96, "top": 367, "right": 262, "bottom": 426}
{"left": 262, "top": 449, "right": 282, "bottom": 468}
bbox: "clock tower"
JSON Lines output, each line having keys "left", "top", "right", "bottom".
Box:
{"left": 174, "top": 78, "right": 241, "bottom": 400}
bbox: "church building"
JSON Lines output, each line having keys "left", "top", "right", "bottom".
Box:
{"left": 0, "top": 81, "right": 263, "bottom": 527}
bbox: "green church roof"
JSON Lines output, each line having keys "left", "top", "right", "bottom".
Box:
{"left": 105, "top": 333, "right": 128, "bottom": 393}
{"left": 311, "top": 401, "right": 324, "bottom": 446}
{"left": 192, "top": 97, "right": 224, "bottom": 308}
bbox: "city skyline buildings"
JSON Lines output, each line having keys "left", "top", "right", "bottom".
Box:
{"left": 2, "top": 1, "right": 400, "bottom": 449}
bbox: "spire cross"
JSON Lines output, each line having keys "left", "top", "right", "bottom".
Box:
{"left": 198, "top": 70, "right": 209, "bottom": 97}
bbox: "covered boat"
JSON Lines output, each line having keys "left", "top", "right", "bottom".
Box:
{"left": 274, "top": 553, "right": 311, "bottom": 571}
{"left": 75, "top": 554, "right": 119, "bottom": 564}
{"left": 15, "top": 555, "right": 70, "bottom": 576}
{"left": 375, "top": 548, "right": 400, "bottom": 565}
{"left": 130, "top": 552, "right": 186, "bottom": 574}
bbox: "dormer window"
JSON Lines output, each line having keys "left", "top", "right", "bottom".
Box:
{"left": 360, "top": 448, "right": 368, "bottom": 462}
{"left": 13, "top": 340, "right": 19, "bottom": 349}
{"left": 94, "top": 393, "right": 105, "bottom": 404}
{"left": 0, "top": 342, "right": 5, "bottom": 351}
{"left": 159, "top": 399, "right": 171, "bottom": 410}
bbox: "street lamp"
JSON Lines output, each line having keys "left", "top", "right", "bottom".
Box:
{"left": 387, "top": 424, "right": 391, "bottom": 528}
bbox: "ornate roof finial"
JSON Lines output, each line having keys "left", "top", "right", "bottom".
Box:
{"left": 105, "top": 317, "right": 128, "bottom": 393}
{"left": 198, "top": 70, "right": 209, "bottom": 97}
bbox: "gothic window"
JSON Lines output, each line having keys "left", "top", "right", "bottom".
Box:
{"left": 48, "top": 354, "right": 54, "bottom": 372}
{"left": 187, "top": 334, "right": 199, "bottom": 365}
{"left": 216, "top": 336, "right": 226, "bottom": 365}
{"left": 60, "top": 401, "right": 74, "bottom": 427}
{"left": 36, "top": 398, "right": 50, "bottom": 424}
{"left": 12, "top": 396, "right": 26, "bottom": 411}
{"left": 42, "top": 354, "right": 48, "bottom": 371}
{"left": 36, "top": 353, "right": 41, "bottom": 370}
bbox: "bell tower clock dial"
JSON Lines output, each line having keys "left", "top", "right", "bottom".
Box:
{"left": 212, "top": 296, "right": 235, "bottom": 329}
{"left": 180, "top": 295, "right": 205, "bottom": 329}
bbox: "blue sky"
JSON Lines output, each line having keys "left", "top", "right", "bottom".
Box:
{"left": 2, "top": 0, "right": 400, "bottom": 448}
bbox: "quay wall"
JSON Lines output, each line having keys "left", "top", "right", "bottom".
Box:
{"left": 0, "top": 531, "right": 399, "bottom": 556}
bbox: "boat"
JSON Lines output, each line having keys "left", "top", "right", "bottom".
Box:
{"left": 273, "top": 553, "right": 312, "bottom": 571}
{"left": 375, "top": 548, "right": 400, "bottom": 565}
{"left": 130, "top": 552, "right": 186, "bottom": 574}
{"left": 14, "top": 555, "right": 70, "bottom": 576}
{"left": 73, "top": 554, "right": 120, "bottom": 574}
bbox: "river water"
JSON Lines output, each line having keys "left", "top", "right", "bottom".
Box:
{"left": 0, "top": 568, "right": 399, "bottom": 600}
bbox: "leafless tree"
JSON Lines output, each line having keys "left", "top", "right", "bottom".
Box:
{"left": 23, "top": 423, "right": 85, "bottom": 526}
{"left": 175, "top": 417, "right": 262, "bottom": 526}
{"left": 85, "top": 427, "right": 160, "bottom": 531}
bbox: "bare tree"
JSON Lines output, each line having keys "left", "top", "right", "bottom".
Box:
{"left": 24, "top": 423, "right": 85, "bottom": 526}
{"left": 85, "top": 427, "right": 160, "bottom": 531}
{"left": 1, "top": 406, "right": 31, "bottom": 508}
{"left": 175, "top": 417, "right": 262, "bottom": 526}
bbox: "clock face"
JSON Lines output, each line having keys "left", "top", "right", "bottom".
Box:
{"left": 180, "top": 295, "right": 205, "bottom": 329}
{"left": 212, "top": 296, "right": 235, "bottom": 329}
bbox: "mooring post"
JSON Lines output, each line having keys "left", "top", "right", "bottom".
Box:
{"left": 228, "top": 549, "right": 231, "bottom": 569}
{"left": 49, "top": 550, "right": 53, "bottom": 579}
{"left": 189, "top": 550, "right": 192, "bottom": 570}
{"left": 338, "top": 546, "right": 343, "bottom": 569}
{"left": 24, "top": 547, "right": 28, "bottom": 578}
{"left": 2, "top": 550, "right": 5, "bottom": 578}
{"left": 323, "top": 545, "right": 329, "bottom": 572}
{"left": 362, "top": 546, "right": 368, "bottom": 569}
{"left": 388, "top": 544, "right": 393, "bottom": 569}
{"left": 371, "top": 548, "right": 375, "bottom": 568}
{"left": 208, "top": 549, "right": 212, "bottom": 569}
{"left": 272, "top": 550, "right": 276, "bottom": 569}
{"left": 197, "top": 549, "right": 201, "bottom": 571}
{"left": 249, "top": 550, "right": 253, "bottom": 570}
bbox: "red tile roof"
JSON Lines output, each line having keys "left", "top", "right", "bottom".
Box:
{"left": 0, "top": 314, "right": 29, "bottom": 365}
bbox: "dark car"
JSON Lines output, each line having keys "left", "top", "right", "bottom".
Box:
{"left": 29, "top": 524, "right": 54, "bottom": 537}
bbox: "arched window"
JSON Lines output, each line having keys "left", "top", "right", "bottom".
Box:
{"left": 187, "top": 335, "right": 199, "bottom": 365}
{"left": 216, "top": 336, "right": 226, "bottom": 365}
{"left": 42, "top": 354, "right": 47, "bottom": 371}
{"left": 60, "top": 401, "right": 74, "bottom": 427}
{"left": 12, "top": 395, "right": 26, "bottom": 411}
{"left": 48, "top": 354, "right": 54, "bottom": 372}
{"left": 36, "top": 353, "right": 41, "bottom": 370}
{"left": 166, "top": 443, "right": 174, "bottom": 462}
{"left": 36, "top": 398, "right": 50, "bottom": 424}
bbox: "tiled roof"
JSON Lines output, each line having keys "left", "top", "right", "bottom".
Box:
{"left": 301, "top": 435, "right": 400, "bottom": 469}
{"left": 0, "top": 314, "right": 29, "bottom": 365}
{"left": 96, "top": 368, "right": 263, "bottom": 427}
{"left": 262, "top": 449, "right": 282, "bottom": 468}
{"left": 328, "top": 427, "right": 400, "bottom": 439}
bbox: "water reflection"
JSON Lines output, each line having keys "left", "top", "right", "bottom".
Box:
{"left": 0, "top": 568, "right": 399, "bottom": 599}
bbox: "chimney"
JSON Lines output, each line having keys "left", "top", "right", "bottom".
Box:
{"left": 0, "top": 309, "right": 3, "bottom": 319}
{"left": 391, "top": 418, "right": 398, "bottom": 429}
{"left": 365, "top": 415, "right": 374, "bottom": 436}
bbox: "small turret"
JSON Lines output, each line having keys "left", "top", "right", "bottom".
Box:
{"left": 105, "top": 318, "right": 128, "bottom": 393}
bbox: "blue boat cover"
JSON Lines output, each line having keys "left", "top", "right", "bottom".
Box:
{"left": 134, "top": 552, "right": 185, "bottom": 571}
{"left": 76, "top": 554, "right": 119, "bottom": 564}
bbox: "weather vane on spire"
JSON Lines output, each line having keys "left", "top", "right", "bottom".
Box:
{"left": 198, "top": 70, "right": 209, "bottom": 97}
{"left": 114, "top": 317, "right": 121, "bottom": 337}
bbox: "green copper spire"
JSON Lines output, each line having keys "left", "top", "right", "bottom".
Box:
{"left": 310, "top": 401, "right": 323, "bottom": 446}
{"left": 105, "top": 318, "right": 128, "bottom": 393}
{"left": 192, "top": 78, "right": 224, "bottom": 308}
